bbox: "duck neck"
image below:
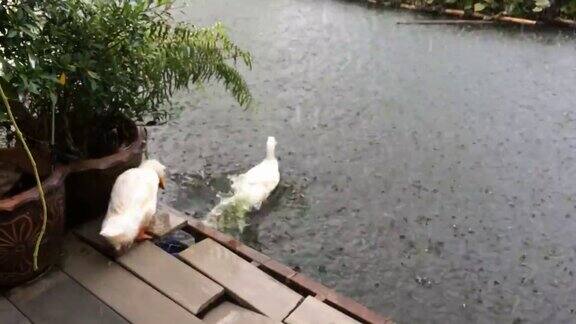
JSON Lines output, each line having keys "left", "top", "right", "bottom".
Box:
{"left": 266, "top": 145, "right": 275, "bottom": 160}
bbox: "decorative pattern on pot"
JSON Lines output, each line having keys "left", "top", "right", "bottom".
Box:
{"left": 0, "top": 168, "right": 67, "bottom": 287}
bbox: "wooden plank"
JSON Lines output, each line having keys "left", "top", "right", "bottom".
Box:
{"left": 288, "top": 273, "right": 393, "bottom": 324}
{"left": 75, "top": 207, "right": 186, "bottom": 257}
{"left": 118, "top": 240, "right": 224, "bottom": 314}
{"left": 61, "top": 237, "right": 202, "bottom": 324}
{"left": 152, "top": 204, "right": 187, "bottom": 237}
{"left": 324, "top": 293, "right": 393, "bottom": 324}
{"left": 179, "top": 239, "right": 302, "bottom": 321}
{"left": 397, "top": 19, "right": 494, "bottom": 25}
{"left": 203, "top": 301, "right": 279, "bottom": 324}
{"left": 74, "top": 217, "right": 119, "bottom": 257}
{"left": 261, "top": 259, "right": 297, "bottom": 282}
{"left": 284, "top": 296, "right": 361, "bottom": 324}
{"left": 186, "top": 219, "right": 271, "bottom": 263}
{"left": 0, "top": 295, "right": 30, "bottom": 324}
{"left": 184, "top": 220, "right": 391, "bottom": 324}
{"left": 6, "top": 270, "right": 127, "bottom": 324}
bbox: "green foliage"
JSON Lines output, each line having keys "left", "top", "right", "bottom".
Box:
{"left": 0, "top": 106, "right": 6, "bottom": 122}
{"left": 409, "top": 0, "right": 576, "bottom": 19}
{"left": 533, "top": 0, "right": 550, "bottom": 12}
{"left": 0, "top": 0, "right": 252, "bottom": 156}
{"left": 474, "top": 2, "right": 487, "bottom": 11}
{"left": 561, "top": 0, "right": 576, "bottom": 16}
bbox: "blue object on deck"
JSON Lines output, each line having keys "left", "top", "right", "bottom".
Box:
{"left": 155, "top": 238, "right": 189, "bottom": 255}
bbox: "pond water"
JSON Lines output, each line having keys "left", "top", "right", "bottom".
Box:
{"left": 148, "top": 0, "right": 576, "bottom": 322}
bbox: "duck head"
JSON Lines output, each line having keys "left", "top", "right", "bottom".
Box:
{"left": 140, "top": 159, "right": 167, "bottom": 189}
{"left": 266, "top": 136, "right": 277, "bottom": 160}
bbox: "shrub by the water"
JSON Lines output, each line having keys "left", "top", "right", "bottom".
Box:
{"left": 0, "top": 0, "right": 252, "bottom": 158}
{"left": 380, "top": 0, "right": 576, "bottom": 21}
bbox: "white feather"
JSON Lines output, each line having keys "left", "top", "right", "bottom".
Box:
{"left": 100, "top": 159, "right": 166, "bottom": 250}
{"left": 205, "top": 136, "right": 280, "bottom": 226}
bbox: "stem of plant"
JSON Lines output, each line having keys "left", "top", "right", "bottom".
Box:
{"left": 0, "top": 85, "right": 47, "bottom": 271}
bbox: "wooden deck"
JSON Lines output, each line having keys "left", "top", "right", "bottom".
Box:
{"left": 1, "top": 205, "right": 392, "bottom": 324}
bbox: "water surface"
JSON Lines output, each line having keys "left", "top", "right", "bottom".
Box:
{"left": 149, "top": 1, "right": 576, "bottom": 322}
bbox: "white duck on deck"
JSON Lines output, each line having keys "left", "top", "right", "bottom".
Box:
{"left": 100, "top": 159, "right": 167, "bottom": 251}
{"left": 206, "top": 136, "right": 280, "bottom": 226}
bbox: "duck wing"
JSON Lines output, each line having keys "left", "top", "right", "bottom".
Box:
{"left": 107, "top": 168, "right": 158, "bottom": 217}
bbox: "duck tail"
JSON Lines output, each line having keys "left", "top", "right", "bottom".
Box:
{"left": 100, "top": 213, "right": 128, "bottom": 237}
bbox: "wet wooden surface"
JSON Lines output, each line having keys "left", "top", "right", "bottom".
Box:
{"left": 179, "top": 238, "right": 303, "bottom": 321}
{"left": 75, "top": 207, "right": 186, "bottom": 257}
{"left": 6, "top": 270, "right": 127, "bottom": 324}
{"left": 0, "top": 295, "right": 30, "bottom": 324}
{"left": 118, "top": 240, "right": 224, "bottom": 315}
{"left": 284, "top": 296, "right": 361, "bottom": 324}
{"left": 74, "top": 218, "right": 118, "bottom": 257}
{"left": 186, "top": 218, "right": 391, "bottom": 323}
{"left": 203, "top": 301, "right": 280, "bottom": 324}
{"left": 61, "top": 237, "right": 202, "bottom": 324}
{"left": 150, "top": 204, "right": 187, "bottom": 236}
{"left": 1, "top": 205, "right": 388, "bottom": 324}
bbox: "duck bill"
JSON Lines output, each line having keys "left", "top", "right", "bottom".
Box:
{"left": 159, "top": 176, "right": 166, "bottom": 190}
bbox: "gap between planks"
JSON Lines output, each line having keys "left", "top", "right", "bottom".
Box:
{"left": 0, "top": 294, "right": 32, "bottom": 324}
{"left": 281, "top": 295, "right": 307, "bottom": 323}
{"left": 61, "top": 236, "right": 203, "bottom": 324}
{"left": 178, "top": 238, "right": 303, "bottom": 321}
{"left": 116, "top": 240, "right": 224, "bottom": 315}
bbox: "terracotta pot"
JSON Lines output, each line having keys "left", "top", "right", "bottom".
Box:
{"left": 66, "top": 121, "right": 146, "bottom": 227}
{"left": 0, "top": 150, "right": 68, "bottom": 287}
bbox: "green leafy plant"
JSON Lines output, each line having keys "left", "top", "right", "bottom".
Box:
{"left": 562, "top": 0, "right": 576, "bottom": 16}
{"left": 533, "top": 0, "right": 551, "bottom": 12}
{"left": 0, "top": 0, "right": 252, "bottom": 158}
{"left": 403, "top": 0, "right": 576, "bottom": 19}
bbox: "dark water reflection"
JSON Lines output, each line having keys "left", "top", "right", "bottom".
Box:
{"left": 149, "top": 0, "right": 576, "bottom": 322}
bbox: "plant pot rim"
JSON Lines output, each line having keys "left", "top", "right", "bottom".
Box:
{"left": 0, "top": 164, "right": 69, "bottom": 212}
{"left": 0, "top": 121, "right": 144, "bottom": 212}
{"left": 69, "top": 122, "right": 146, "bottom": 174}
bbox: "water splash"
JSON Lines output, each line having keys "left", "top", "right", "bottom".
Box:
{"left": 164, "top": 170, "right": 309, "bottom": 244}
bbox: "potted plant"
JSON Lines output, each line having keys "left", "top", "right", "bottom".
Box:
{"left": 0, "top": 0, "right": 251, "bottom": 285}
{"left": 0, "top": 144, "right": 68, "bottom": 286}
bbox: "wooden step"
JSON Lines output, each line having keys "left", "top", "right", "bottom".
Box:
{"left": 6, "top": 270, "right": 127, "bottom": 324}
{"left": 0, "top": 295, "right": 30, "bottom": 324}
{"left": 284, "top": 296, "right": 361, "bottom": 324}
{"left": 203, "top": 301, "right": 280, "bottom": 324}
{"left": 185, "top": 218, "right": 392, "bottom": 324}
{"left": 61, "top": 237, "right": 202, "bottom": 324}
{"left": 74, "top": 218, "right": 121, "bottom": 257}
{"left": 74, "top": 207, "right": 186, "bottom": 257}
{"left": 179, "top": 238, "right": 302, "bottom": 321}
{"left": 152, "top": 204, "right": 187, "bottom": 237}
{"left": 118, "top": 240, "right": 224, "bottom": 314}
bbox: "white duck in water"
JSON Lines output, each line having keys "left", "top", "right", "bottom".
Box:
{"left": 206, "top": 136, "right": 280, "bottom": 226}
{"left": 100, "top": 159, "right": 166, "bottom": 251}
